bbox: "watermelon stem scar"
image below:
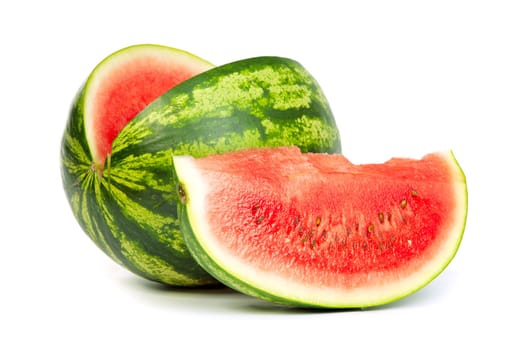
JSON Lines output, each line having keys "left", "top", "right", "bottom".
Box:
{"left": 177, "top": 184, "right": 187, "bottom": 204}
{"left": 174, "top": 146, "right": 468, "bottom": 308}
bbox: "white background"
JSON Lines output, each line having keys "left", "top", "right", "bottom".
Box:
{"left": 1, "top": 1, "right": 524, "bottom": 348}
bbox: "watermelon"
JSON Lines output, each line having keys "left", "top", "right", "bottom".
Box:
{"left": 174, "top": 146, "right": 468, "bottom": 307}
{"left": 61, "top": 45, "right": 341, "bottom": 286}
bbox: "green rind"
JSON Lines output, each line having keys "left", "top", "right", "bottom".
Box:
{"left": 61, "top": 48, "right": 341, "bottom": 286}
{"left": 111, "top": 56, "right": 341, "bottom": 160}
{"left": 62, "top": 85, "right": 211, "bottom": 286}
{"left": 175, "top": 151, "right": 468, "bottom": 308}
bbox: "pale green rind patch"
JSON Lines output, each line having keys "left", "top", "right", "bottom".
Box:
{"left": 103, "top": 181, "right": 183, "bottom": 250}
{"left": 69, "top": 191, "right": 81, "bottom": 218}
{"left": 190, "top": 73, "right": 265, "bottom": 112}
{"left": 261, "top": 115, "right": 339, "bottom": 150}
{"left": 63, "top": 133, "right": 92, "bottom": 168}
{"left": 119, "top": 237, "right": 202, "bottom": 286}
{"left": 173, "top": 129, "right": 264, "bottom": 158}
{"left": 268, "top": 84, "right": 311, "bottom": 110}
{"left": 108, "top": 150, "right": 173, "bottom": 193}
{"left": 78, "top": 178, "right": 122, "bottom": 265}
{"left": 111, "top": 115, "right": 155, "bottom": 155}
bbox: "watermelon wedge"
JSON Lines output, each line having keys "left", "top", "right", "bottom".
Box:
{"left": 174, "top": 146, "right": 468, "bottom": 308}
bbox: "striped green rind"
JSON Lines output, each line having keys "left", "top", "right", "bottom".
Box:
{"left": 61, "top": 52, "right": 341, "bottom": 286}
{"left": 62, "top": 90, "right": 212, "bottom": 286}
{"left": 111, "top": 57, "right": 341, "bottom": 159}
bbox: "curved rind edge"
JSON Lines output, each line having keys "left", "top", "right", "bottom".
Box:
{"left": 83, "top": 44, "right": 214, "bottom": 166}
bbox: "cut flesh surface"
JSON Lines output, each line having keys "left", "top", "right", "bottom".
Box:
{"left": 83, "top": 44, "right": 213, "bottom": 167}
{"left": 174, "top": 146, "right": 468, "bottom": 308}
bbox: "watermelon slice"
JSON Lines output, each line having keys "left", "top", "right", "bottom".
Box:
{"left": 173, "top": 146, "right": 468, "bottom": 308}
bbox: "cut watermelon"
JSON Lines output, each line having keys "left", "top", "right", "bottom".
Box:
{"left": 174, "top": 146, "right": 468, "bottom": 308}
{"left": 61, "top": 46, "right": 341, "bottom": 286}
{"left": 82, "top": 44, "right": 214, "bottom": 168}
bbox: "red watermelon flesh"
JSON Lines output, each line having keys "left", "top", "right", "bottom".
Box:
{"left": 174, "top": 146, "right": 468, "bottom": 307}
{"left": 83, "top": 45, "right": 213, "bottom": 167}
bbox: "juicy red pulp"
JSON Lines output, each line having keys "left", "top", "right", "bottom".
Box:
{"left": 91, "top": 56, "right": 203, "bottom": 165}
{"left": 198, "top": 147, "right": 459, "bottom": 288}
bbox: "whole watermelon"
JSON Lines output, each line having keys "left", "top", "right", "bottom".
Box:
{"left": 61, "top": 45, "right": 341, "bottom": 286}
